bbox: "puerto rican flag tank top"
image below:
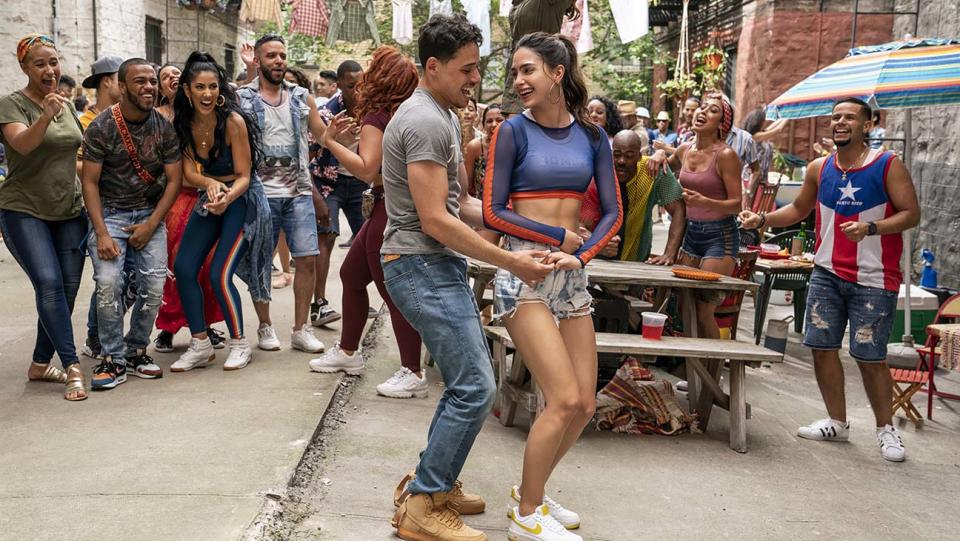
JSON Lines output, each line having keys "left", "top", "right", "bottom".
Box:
{"left": 814, "top": 148, "right": 903, "bottom": 292}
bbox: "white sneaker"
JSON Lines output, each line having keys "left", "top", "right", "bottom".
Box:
{"left": 291, "top": 325, "right": 325, "bottom": 353}
{"left": 223, "top": 337, "right": 252, "bottom": 371}
{"left": 508, "top": 504, "right": 582, "bottom": 541}
{"left": 170, "top": 337, "right": 215, "bottom": 372}
{"left": 376, "top": 367, "right": 428, "bottom": 398}
{"left": 877, "top": 424, "right": 906, "bottom": 462}
{"left": 308, "top": 344, "right": 364, "bottom": 375}
{"left": 510, "top": 485, "right": 580, "bottom": 530}
{"left": 797, "top": 418, "right": 850, "bottom": 442}
{"left": 257, "top": 324, "right": 281, "bottom": 351}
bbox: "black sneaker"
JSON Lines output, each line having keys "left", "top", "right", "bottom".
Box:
{"left": 154, "top": 331, "right": 174, "bottom": 353}
{"left": 207, "top": 327, "right": 226, "bottom": 349}
{"left": 91, "top": 360, "right": 126, "bottom": 390}
{"left": 126, "top": 351, "right": 163, "bottom": 379}
{"left": 81, "top": 334, "right": 104, "bottom": 360}
{"left": 310, "top": 301, "right": 321, "bottom": 325}
{"left": 312, "top": 299, "right": 342, "bottom": 327}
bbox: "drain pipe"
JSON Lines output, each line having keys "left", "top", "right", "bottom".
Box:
{"left": 92, "top": 0, "right": 99, "bottom": 60}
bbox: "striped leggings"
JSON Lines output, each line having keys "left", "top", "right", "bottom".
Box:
{"left": 174, "top": 198, "right": 249, "bottom": 339}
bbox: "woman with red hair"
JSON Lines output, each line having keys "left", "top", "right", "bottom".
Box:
{"left": 307, "top": 47, "right": 426, "bottom": 399}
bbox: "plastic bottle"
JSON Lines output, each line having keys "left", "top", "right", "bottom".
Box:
{"left": 921, "top": 248, "right": 938, "bottom": 288}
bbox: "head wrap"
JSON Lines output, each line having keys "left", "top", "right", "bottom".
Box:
{"left": 17, "top": 34, "right": 55, "bottom": 63}
{"left": 706, "top": 92, "right": 734, "bottom": 138}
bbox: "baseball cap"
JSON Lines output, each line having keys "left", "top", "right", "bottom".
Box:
{"left": 82, "top": 56, "right": 124, "bottom": 89}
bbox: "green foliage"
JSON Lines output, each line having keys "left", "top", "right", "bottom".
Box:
{"left": 692, "top": 45, "right": 726, "bottom": 93}
{"left": 583, "top": 0, "right": 662, "bottom": 102}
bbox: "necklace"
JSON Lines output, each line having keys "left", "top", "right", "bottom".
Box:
{"left": 263, "top": 87, "right": 284, "bottom": 108}
{"left": 837, "top": 145, "right": 869, "bottom": 181}
{"left": 195, "top": 120, "right": 215, "bottom": 150}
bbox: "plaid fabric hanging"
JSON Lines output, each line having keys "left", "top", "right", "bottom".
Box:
{"left": 290, "top": 0, "right": 331, "bottom": 38}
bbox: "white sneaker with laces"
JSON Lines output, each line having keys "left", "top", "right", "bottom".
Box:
{"left": 291, "top": 325, "right": 325, "bottom": 353}
{"left": 510, "top": 485, "right": 580, "bottom": 530}
{"left": 508, "top": 504, "right": 582, "bottom": 541}
{"left": 376, "top": 367, "right": 428, "bottom": 398}
{"left": 223, "top": 337, "right": 252, "bottom": 371}
{"left": 876, "top": 424, "right": 906, "bottom": 462}
{"left": 797, "top": 418, "right": 850, "bottom": 441}
{"left": 171, "top": 337, "right": 215, "bottom": 372}
{"left": 257, "top": 324, "right": 281, "bottom": 351}
{"left": 309, "top": 344, "right": 364, "bottom": 375}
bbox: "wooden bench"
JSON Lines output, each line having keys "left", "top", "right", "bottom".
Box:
{"left": 485, "top": 326, "right": 783, "bottom": 453}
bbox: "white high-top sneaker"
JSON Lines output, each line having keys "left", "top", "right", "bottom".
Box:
{"left": 507, "top": 504, "right": 582, "bottom": 541}
{"left": 223, "top": 337, "right": 253, "bottom": 371}
{"left": 170, "top": 337, "right": 215, "bottom": 372}
{"left": 291, "top": 325, "right": 325, "bottom": 353}
{"left": 257, "top": 323, "right": 281, "bottom": 351}
{"left": 309, "top": 343, "right": 364, "bottom": 375}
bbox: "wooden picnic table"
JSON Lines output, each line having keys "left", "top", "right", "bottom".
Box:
{"left": 466, "top": 258, "right": 774, "bottom": 449}
{"left": 752, "top": 258, "right": 815, "bottom": 344}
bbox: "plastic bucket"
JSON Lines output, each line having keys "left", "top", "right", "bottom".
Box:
{"left": 641, "top": 312, "right": 668, "bottom": 340}
{"left": 764, "top": 316, "right": 794, "bottom": 354}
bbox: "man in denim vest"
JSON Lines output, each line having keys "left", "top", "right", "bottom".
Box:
{"left": 237, "top": 34, "right": 328, "bottom": 354}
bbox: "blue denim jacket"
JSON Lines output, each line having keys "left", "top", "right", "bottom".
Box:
{"left": 237, "top": 77, "right": 313, "bottom": 195}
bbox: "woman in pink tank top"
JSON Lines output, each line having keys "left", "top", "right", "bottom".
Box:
{"left": 652, "top": 92, "right": 742, "bottom": 339}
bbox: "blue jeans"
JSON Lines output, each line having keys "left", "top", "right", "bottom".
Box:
{"left": 267, "top": 195, "right": 320, "bottom": 257}
{"left": 383, "top": 253, "right": 497, "bottom": 494}
{"left": 85, "top": 250, "right": 137, "bottom": 341}
{"left": 682, "top": 216, "right": 740, "bottom": 260}
{"left": 803, "top": 266, "right": 897, "bottom": 362}
{"left": 88, "top": 208, "right": 168, "bottom": 362}
{"left": 0, "top": 210, "right": 86, "bottom": 367}
{"left": 318, "top": 175, "right": 366, "bottom": 236}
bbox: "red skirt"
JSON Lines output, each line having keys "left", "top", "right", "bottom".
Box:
{"left": 155, "top": 189, "right": 224, "bottom": 333}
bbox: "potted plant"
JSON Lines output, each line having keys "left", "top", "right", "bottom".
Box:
{"left": 695, "top": 45, "right": 725, "bottom": 71}
{"left": 658, "top": 75, "right": 698, "bottom": 100}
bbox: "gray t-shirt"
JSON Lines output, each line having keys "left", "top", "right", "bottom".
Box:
{"left": 381, "top": 88, "right": 463, "bottom": 256}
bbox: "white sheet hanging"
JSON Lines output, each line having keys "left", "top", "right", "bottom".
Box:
{"left": 498, "top": 0, "right": 512, "bottom": 17}
{"left": 430, "top": 0, "right": 453, "bottom": 16}
{"left": 609, "top": 0, "right": 649, "bottom": 44}
{"left": 465, "top": 0, "right": 491, "bottom": 57}
{"left": 392, "top": 0, "right": 414, "bottom": 45}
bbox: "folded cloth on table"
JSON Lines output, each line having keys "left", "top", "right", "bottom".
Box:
{"left": 940, "top": 326, "right": 960, "bottom": 371}
{"left": 595, "top": 356, "right": 698, "bottom": 435}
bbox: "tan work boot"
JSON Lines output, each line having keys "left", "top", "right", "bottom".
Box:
{"left": 394, "top": 493, "right": 487, "bottom": 541}
{"left": 394, "top": 471, "right": 486, "bottom": 514}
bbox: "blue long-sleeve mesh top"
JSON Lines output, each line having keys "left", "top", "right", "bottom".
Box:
{"left": 481, "top": 112, "right": 622, "bottom": 265}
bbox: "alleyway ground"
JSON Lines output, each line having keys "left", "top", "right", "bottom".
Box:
{"left": 1, "top": 222, "right": 958, "bottom": 540}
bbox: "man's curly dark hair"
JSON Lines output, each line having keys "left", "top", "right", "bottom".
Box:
{"left": 417, "top": 14, "right": 483, "bottom": 67}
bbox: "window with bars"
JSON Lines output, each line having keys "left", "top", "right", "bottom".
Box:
{"left": 224, "top": 44, "right": 236, "bottom": 81}
{"left": 145, "top": 17, "right": 163, "bottom": 65}
{"left": 724, "top": 47, "right": 737, "bottom": 102}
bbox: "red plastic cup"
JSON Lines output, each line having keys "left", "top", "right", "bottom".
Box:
{"left": 641, "top": 312, "right": 668, "bottom": 340}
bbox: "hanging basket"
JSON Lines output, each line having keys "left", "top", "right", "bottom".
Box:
{"left": 704, "top": 52, "right": 723, "bottom": 71}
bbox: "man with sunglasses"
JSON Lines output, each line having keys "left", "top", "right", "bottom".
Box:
{"left": 237, "top": 34, "right": 327, "bottom": 354}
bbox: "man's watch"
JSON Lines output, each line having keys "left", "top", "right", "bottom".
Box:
{"left": 867, "top": 222, "right": 878, "bottom": 236}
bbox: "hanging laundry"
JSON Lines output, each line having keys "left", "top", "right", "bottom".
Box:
{"left": 561, "top": 0, "right": 583, "bottom": 46}
{"left": 430, "top": 0, "right": 453, "bottom": 17}
{"left": 498, "top": 0, "right": 512, "bottom": 17}
{"left": 290, "top": 0, "right": 331, "bottom": 38}
{"left": 464, "top": 0, "right": 491, "bottom": 57}
{"left": 327, "top": 0, "right": 381, "bottom": 47}
{"left": 573, "top": 0, "right": 593, "bottom": 53}
{"left": 239, "top": 0, "right": 284, "bottom": 27}
{"left": 392, "top": 0, "right": 414, "bottom": 45}
{"left": 609, "top": 0, "right": 649, "bottom": 44}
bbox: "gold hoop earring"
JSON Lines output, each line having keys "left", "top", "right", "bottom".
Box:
{"left": 549, "top": 80, "right": 562, "bottom": 104}
{"left": 187, "top": 97, "right": 194, "bottom": 108}
{"left": 216, "top": 95, "right": 226, "bottom": 107}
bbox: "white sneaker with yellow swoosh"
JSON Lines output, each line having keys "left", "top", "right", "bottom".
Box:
{"left": 510, "top": 485, "right": 581, "bottom": 529}
{"left": 508, "top": 505, "right": 582, "bottom": 541}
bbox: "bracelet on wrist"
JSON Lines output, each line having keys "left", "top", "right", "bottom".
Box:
{"left": 757, "top": 212, "right": 766, "bottom": 229}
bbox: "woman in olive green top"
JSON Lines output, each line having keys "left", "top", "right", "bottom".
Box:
{"left": 0, "top": 35, "right": 88, "bottom": 401}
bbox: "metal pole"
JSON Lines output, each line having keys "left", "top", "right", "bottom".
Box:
{"left": 851, "top": 0, "right": 860, "bottom": 49}
{"left": 902, "top": 108, "right": 914, "bottom": 345}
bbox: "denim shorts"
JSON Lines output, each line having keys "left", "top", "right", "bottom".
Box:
{"left": 681, "top": 216, "right": 740, "bottom": 260}
{"left": 318, "top": 175, "right": 366, "bottom": 237}
{"left": 803, "top": 266, "right": 897, "bottom": 362}
{"left": 493, "top": 236, "right": 592, "bottom": 321}
{"left": 267, "top": 195, "right": 320, "bottom": 257}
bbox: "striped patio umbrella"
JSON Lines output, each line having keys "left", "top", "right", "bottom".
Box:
{"left": 766, "top": 38, "right": 960, "bottom": 120}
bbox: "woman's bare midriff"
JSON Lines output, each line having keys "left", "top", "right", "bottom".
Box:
{"left": 512, "top": 197, "right": 581, "bottom": 234}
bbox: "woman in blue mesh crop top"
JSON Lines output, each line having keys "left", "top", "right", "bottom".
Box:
{"left": 483, "top": 32, "right": 622, "bottom": 537}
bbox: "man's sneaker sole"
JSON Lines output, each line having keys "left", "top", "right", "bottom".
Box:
{"left": 91, "top": 373, "right": 127, "bottom": 390}
{"left": 127, "top": 367, "right": 163, "bottom": 379}
{"left": 292, "top": 343, "right": 325, "bottom": 354}
{"left": 223, "top": 358, "right": 251, "bottom": 371}
{"left": 311, "top": 313, "right": 342, "bottom": 327}
{"left": 376, "top": 387, "right": 428, "bottom": 399}
{"left": 257, "top": 343, "right": 281, "bottom": 351}
{"left": 310, "top": 365, "right": 363, "bottom": 376}
{"left": 153, "top": 344, "right": 174, "bottom": 353}
{"left": 170, "top": 354, "right": 215, "bottom": 372}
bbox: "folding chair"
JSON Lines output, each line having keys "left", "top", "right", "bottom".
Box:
{"left": 715, "top": 249, "right": 760, "bottom": 340}
{"left": 890, "top": 366, "right": 928, "bottom": 427}
{"left": 909, "top": 292, "right": 960, "bottom": 420}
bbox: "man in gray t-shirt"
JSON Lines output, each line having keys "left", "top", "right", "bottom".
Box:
{"left": 379, "top": 15, "right": 552, "bottom": 540}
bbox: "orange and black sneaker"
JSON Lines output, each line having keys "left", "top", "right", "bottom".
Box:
{"left": 91, "top": 359, "right": 126, "bottom": 391}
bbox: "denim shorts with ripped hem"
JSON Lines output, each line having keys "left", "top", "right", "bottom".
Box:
{"left": 681, "top": 216, "right": 740, "bottom": 261}
{"left": 493, "top": 236, "right": 593, "bottom": 321}
{"left": 802, "top": 266, "right": 897, "bottom": 362}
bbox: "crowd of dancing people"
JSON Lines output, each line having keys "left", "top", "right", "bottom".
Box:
{"left": 0, "top": 8, "right": 920, "bottom": 541}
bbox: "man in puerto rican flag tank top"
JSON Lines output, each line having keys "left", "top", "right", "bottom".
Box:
{"left": 740, "top": 98, "right": 920, "bottom": 462}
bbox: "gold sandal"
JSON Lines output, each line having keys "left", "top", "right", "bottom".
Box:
{"left": 64, "top": 365, "right": 87, "bottom": 402}
{"left": 28, "top": 362, "right": 68, "bottom": 383}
